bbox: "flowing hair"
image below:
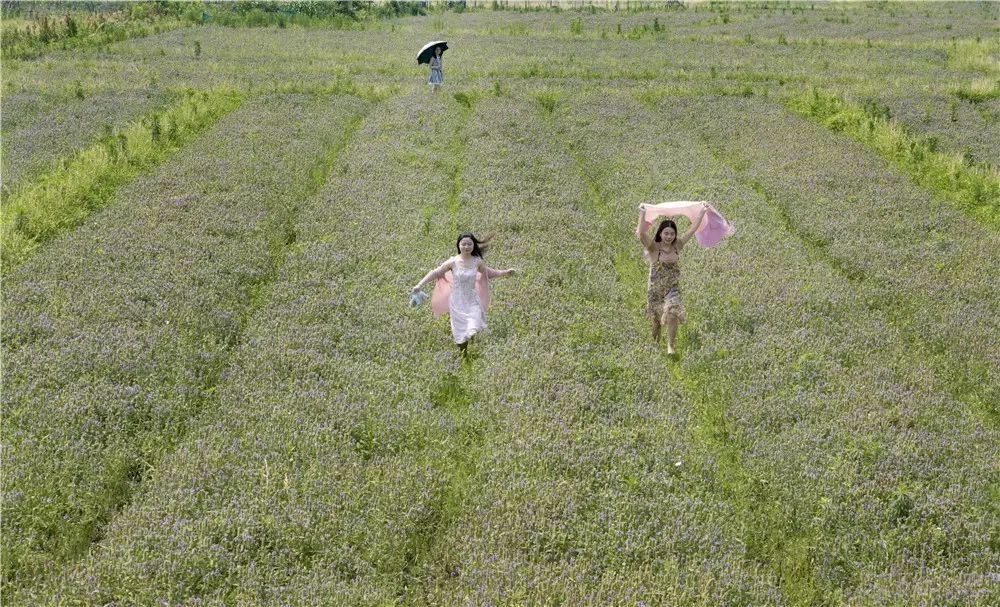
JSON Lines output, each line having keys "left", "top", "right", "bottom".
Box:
{"left": 456, "top": 232, "right": 491, "bottom": 258}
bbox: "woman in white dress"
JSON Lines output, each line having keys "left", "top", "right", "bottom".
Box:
{"left": 412, "top": 233, "right": 515, "bottom": 354}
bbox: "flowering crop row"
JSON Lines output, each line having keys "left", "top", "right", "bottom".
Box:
{"left": 401, "top": 93, "right": 784, "bottom": 605}
{"left": 698, "top": 96, "right": 1000, "bottom": 425}
{"left": 3, "top": 6, "right": 992, "bottom": 225}
{"left": 1, "top": 5, "right": 996, "bottom": 605}
{"left": 2, "top": 88, "right": 244, "bottom": 272}
{"left": 18, "top": 90, "right": 785, "bottom": 605}
{"left": 411, "top": 2, "right": 995, "bottom": 45}
{"left": 553, "top": 88, "right": 997, "bottom": 603}
{"left": 5, "top": 7, "right": 991, "bottom": 126}
{"left": 18, "top": 92, "right": 478, "bottom": 605}
{"left": 2, "top": 94, "right": 368, "bottom": 600}
{"left": 1, "top": 90, "right": 173, "bottom": 194}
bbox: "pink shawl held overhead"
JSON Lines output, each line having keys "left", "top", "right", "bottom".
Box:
{"left": 637, "top": 201, "right": 735, "bottom": 247}
{"left": 430, "top": 270, "right": 491, "bottom": 319}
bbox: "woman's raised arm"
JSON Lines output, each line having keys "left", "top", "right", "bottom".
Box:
{"left": 678, "top": 203, "right": 709, "bottom": 247}
{"left": 636, "top": 204, "right": 653, "bottom": 249}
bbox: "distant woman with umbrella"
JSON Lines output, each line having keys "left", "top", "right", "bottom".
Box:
{"left": 418, "top": 40, "right": 447, "bottom": 93}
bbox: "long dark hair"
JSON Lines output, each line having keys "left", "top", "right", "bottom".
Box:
{"left": 456, "top": 232, "right": 490, "bottom": 258}
{"left": 654, "top": 219, "right": 678, "bottom": 245}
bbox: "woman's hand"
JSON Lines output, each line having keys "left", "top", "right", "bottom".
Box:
{"left": 638, "top": 203, "right": 647, "bottom": 211}
{"left": 699, "top": 202, "right": 709, "bottom": 216}
{"left": 411, "top": 284, "right": 422, "bottom": 293}
{"left": 506, "top": 268, "right": 517, "bottom": 276}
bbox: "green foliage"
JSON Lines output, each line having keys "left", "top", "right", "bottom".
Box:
{"left": 452, "top": 89, "right": 479, "bottom": 108}
{"left": 788, "top": 88, "right": 1000, "bottom": 228}
{"left": 950, "top": 78, "right": 1000, "bottom": 103}
{"left": 946, "top": 39, "right": 998, "bottom": 74}
{"left": 1, "top": 89, "right": 245, "bottom": 273}
{"left": 534, "top": 89, "right": 562, "bottom": 113}
{"left": 3, "top": 4, "right": 998, "bottom": 603}
{"left": 1, "top": 8, "right": 187, "bottom": 60}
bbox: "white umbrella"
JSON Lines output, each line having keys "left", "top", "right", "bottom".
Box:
{"left": 417, "top": 40, "right": 448, "bottom": 64}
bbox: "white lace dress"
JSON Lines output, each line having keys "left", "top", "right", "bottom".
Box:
{"left": 449, "top": 257, "right": 486, "bottom": 344}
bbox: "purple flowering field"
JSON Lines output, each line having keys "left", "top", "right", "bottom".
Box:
{"left": 2, "top": 2, "right": 997, "bottom": 605}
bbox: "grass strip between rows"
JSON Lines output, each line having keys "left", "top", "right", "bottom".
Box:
{"left": 398, "top": 92, "right": 482, "bottom": 604}
{"left": 1, "top": 87, "right": 244, "bottom": 273}
{"left": 784, "top": 88, "right": 1000, "bottom": 229}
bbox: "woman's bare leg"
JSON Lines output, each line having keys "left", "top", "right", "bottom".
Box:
{"left": 666, "top": 315, "right": 679, "bottom": 354}
{"left": 459, "top": 336, "right": 475, "bottom": 358}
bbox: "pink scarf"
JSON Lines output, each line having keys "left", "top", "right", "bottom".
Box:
{"left": 431, "top": 270, "right": 491, "bottom": 318}
{"left": 637, "top": 201, "right": 735, "bottom": 247}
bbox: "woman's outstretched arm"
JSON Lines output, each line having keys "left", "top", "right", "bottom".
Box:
{"left": 483, "top": 265, "right": 516, "bottom": 279}
{"left": 636, "top": 204, "right": 653, "bottom": 249}
{"left": 412, "top": 258, "right": 453, "bottom": 292}
{"left": 678, "top": 203, "right": 710, "bottom": 247}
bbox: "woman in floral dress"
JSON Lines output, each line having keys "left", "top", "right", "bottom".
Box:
{"left": 637, "top": 203, "right": 708, "bottom": 354}
{"left": 428, "top": 46, "right": 444, "bottom": 93}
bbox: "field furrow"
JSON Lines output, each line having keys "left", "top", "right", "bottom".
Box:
{"left": 688, "top": 97, "right": 1000, "bottom": 425}
{"left": 19, "top": 91, "right": 484, "bottom": 606}
{"left": 1, "top": 93, "right": 369, "bottom": 599}
{"left": 553, "top": 89, "right": 998, "bottom": 603}
{"left": 406, "top": 92, "right": 783, "bottom": 605}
